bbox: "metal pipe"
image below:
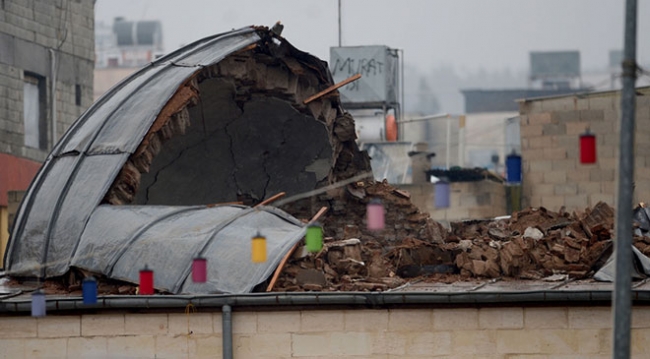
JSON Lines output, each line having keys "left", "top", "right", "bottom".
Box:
{"left": 445, "top": 116, "right": 451, "bottom": 169}
{"left": 396, "top": 113, "right": 449, "bottom": 124}
{"left": 1, "top": 290, "right": 646, "bottom": 314}
{"left": 222, "top": 304, "right": 233, "bottom": 359}
{"left": 337, "top": 0, "right": 341, "bottom": 47}
{"left": 613, "top": 1, "right": 637, "bottom": 358}
{"left": 48, "top": 48, "right": 57, "bottom": 149}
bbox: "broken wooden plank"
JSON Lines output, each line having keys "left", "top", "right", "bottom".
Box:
{"left": 255, "top": 192, "right": 286, "bottom": 207}
{"left": 303, "top": 73, "right": 361, "bottom": 104}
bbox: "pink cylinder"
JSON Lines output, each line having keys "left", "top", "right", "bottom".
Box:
{"left": 192, "top": 257, "right": 207, "bottom": 283}
{"left": 367, "top": 199, "right": 385, "bottom": 231}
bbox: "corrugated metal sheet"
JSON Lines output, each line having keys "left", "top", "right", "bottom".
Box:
{"left": 4, "top": 27, "right": 315, "bottom": 292}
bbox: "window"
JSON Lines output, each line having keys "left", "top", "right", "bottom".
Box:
{"left": 23, "top": 74, "right": 46, "bottom": 149}
{"left": 75, "top": 84, "right": 82, "bottom": 106}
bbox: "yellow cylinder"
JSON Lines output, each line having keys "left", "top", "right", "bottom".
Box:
{"left": 251, "top": 234, "right": 267, "bottom": 263}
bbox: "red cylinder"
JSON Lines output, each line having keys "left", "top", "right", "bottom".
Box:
{"left": 139, "top": 266, "right": 154, "bottom": 295}
{"left": 580, "top": 131, "right": 596, "bottom": 164}
{"left": 192, "top": 257, "right": 207, "bottom": 283}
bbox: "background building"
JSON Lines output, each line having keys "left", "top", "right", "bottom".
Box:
{"left": 0, "top": 0, "right": 95, "bottom": 266}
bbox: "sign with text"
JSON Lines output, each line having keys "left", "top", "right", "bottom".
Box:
{"left": 330, "top": 46, "right": 399, "bottom": 106}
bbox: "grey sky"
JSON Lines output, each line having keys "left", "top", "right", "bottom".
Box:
{"left": 96, "top": 0, "right": 650, "bottom": 73}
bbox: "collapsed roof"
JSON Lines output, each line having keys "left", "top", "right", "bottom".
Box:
{"left": 4, "top": 26, "right": 371, "bottom": 293}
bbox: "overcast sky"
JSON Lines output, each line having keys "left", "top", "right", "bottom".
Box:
{"left": 96, "top": 0, "right": 650, "bottom": 74}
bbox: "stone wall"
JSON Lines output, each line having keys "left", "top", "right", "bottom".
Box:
{"left": 0, "top": 306, "right": 648, "bottom": 358}
{"left": 398, "top": 180, "right": 507, "bottom": 221}
{"left": 0, "top": 0, "right": 95, "bottom": 162}
{"left": 519, "top": 88, "right": 650, "bottom": 211}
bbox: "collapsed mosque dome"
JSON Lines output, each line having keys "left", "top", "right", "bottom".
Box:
{"left": 5, "top": 26, "right": 370, "bottom": 293}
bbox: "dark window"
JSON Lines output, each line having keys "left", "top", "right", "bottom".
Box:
{"left": 23, "top": 73, "right": 47, "bottom": 150}
{"left": 75, "top": 84, "right": 82, "bottom": 106}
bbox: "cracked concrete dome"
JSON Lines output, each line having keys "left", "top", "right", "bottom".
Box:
{"left": 5, "top": 26, "right": 370, "bottom": 293}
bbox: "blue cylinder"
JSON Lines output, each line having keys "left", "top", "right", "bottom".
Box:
{"left": 31, "top": 289, "right": 46, "bottom": 317}
{"left": 82, "top": 277, "right": 98, "bottom": 305}
{"left": 506, "top": 153, "right": 522, "bottom": 183}
{"left": 434, "top": 180, "right": 450, "bottom": 208}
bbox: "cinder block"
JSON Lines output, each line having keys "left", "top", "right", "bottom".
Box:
{"left": 590, "top": 120, "right": 614, "bottom": 133}
{"left": 291, "top": 333, "right": 331, "bottom": 357}
{"left": 565, "top": 195, "right": 590, "bottom": 210}
{"left": 0, "top": 339, "right": 25, "bottom": 358}
{"left": 107, "top": 335, "right": 155, "bottom": 358}
{"left": 529, "top": 136, "right": 556, "bottom": 149}
{"left": 344, "top": 310, "right": 388, "bottom": 332}
{"left": 331, "top": 332, "right": 373, "bottom": 356}
{"left": 496, "top": 329, "right": 541, "bottom": 354}
{"left": 155, "top": 335, "right": 189, "bottom": 359}
{"left": 577, "top": 182, "right": 601, "bottom": 195}
{"left": 581, "top": 109, "right": 605, "bottom": 121}
{"left": 552, "top": 159, "right": 577, "bottom": 171}
{"left": 530, "top": 160, "right": 553, "bottom": 172}
{"left": 169, "top": 312, "right": 213, "bottom": 335}
{"left": 589, "top": 96, "right": 616, "bottom": 110}
{"left": 631, "top": 328, "right": 650, "bottom": 355}
{"left": 568, "top": 307, "right": 612, "bottom": 329}
{"left": 544, "top": 170, "right": 567, "bottom": 184}
{"left": 567, "top": 170, "right": 590, "bottom": 182}
{"left": 125, "top": 313, "right": 168, "bottom": 335}
{"left": 543, "top": 147, "right": 567, "bottom": 160}
{"left": 405, "top": 332, "right": 452, "bottom": 356}
{"left": 190, "top": 334, "right": 222, "bottom": 358}
{"left": 25, "top": 338, "right": 67, "bottom": 359}
{"left": 522, "top": 148, "right": 546, "bottom": 161}
{"left": 525, "top": 308, "right": 568, "bottom": 329}
{"left": 528, "top": 113, "right": 552, "bottom": 125}
{"left": 37, "top": 316, "right": 80, "bottom": 338}
{"left": 258, "top": 311, "right": 300, "bottom": 333}
{"left": 81, "top": 314, "right": 124, "bottom": 336}
{"left": 479, "top": 308, "right": 523, "bottom": 329}
{"left": 371, "top": 331, "right": 407, "bottom": 355}
{"left": 0, "top": 317, "right": 37, "bottom": 338}
{"left": 552, "top": 110, "right": 580, "bottom": 123}
{"left": 66, "top": 337, "right": 108, "bottom": 358}
{"left": 301, "top": 310, "right": 343, "bottom": 332}
{"left": 543, "top": 123, "right": 567, "bottom": 136}
{"left": 230, "top": 312, "right": 257, "bottom": 334}
{"left": 451, "top": 330, "right": 497, "bottom": 355}
{"left": 576, "top": 329, "right": 604, "bottom": 354}
{"left": 433, "top": 308, "right": 478, "bottom": 330}
{"left": 554, "top": 183, "right": 578, "bottom": 196}
{"left": 542, "top": 98, "right": 575, "bottom": 111}
{"left": 388, "top": 309, "right": 433, "bottom": 332}
{"left": 566, "top": 121, "right": 589, "bottom": 135}
{"left": 590, "top": 168, "right": 615, "bottom": 182}
{"left": 531, "top": 184, "right": 554, "bottom": 197}
{"left": 601, "top": 181, "right": 616, "bottom": 195}
{"left": 521, "top": 124, "right": 543, "bottom": 137}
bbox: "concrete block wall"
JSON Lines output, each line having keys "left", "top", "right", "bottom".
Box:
{"left": 519, "top": 89, "right": 650, "bottom": 212}
{"left": 1, "top": 306, "right": 649, "bottom": 358}
{"left": 398, "top": 180, "right": 507, "bottom": 221}
{"left": 0, "top": 0, "right": 95, "bottom": 162}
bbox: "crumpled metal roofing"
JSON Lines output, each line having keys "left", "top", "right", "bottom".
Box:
{"left": 4, "top": 26, "right": 314, "bottom": 293}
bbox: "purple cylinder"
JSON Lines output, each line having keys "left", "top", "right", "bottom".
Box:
{"left": 435, "top": 180, "right": 450, "bottom": 208}
{"left": 192, "top": 257, "right": 207, "bottom": 283}
{"left": 366, "top": 199, "right": 385, "bottom": 231}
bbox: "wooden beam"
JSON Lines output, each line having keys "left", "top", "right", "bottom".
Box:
{"left": 255, "top": 192, "right": 286, "bottom": 207}
{"left": 266, "top": 206, "right": 328, "bottom": 292}
{"left": 303, "top": 73, "right": 361, "bottom": 105}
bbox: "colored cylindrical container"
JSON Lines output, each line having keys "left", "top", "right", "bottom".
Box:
{"left": 139, "top": 265, "right": 154, "bottom": 295}
{"left": 580, "top": 130, "right": 596, "bottom": 164}
{"left": 251, "top": 233, "right": 267, "bottom": 263}
{"left": 366, "top": 198, "right": 385, "bottom": 231}
{"left": 192, "top": 257, "right": 207, "bottom": 283}
{"left": 305, "top": 223, "right": 323, "bottom": 253}
{"left": 434, "top": 179, "right": 451, "bottom": 209}
{"left": 31, "top": 289, "right": 46, "bottom": 317}
{"left": 82, "top": 276, "right": 98, "bottom": 305}
{"left": 505, "top": 153, "right": 522, "bottom": 183}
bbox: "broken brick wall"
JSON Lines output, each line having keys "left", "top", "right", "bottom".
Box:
{"left": 103, "top": 32, "right": 371, "bottom": 206}
{"left": 519, "top": 88, "right": 650, "bottom": 212}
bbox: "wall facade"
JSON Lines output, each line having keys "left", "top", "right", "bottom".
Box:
{"left": 0, "top": 0, "right": 95, "bottom": 162}
{"left": 519, "top": 88, "right": 650, "bottom": 211}
{"left": 0, "top": 306, "right": 648, "bottom": 358}
{"left": 398, "top": 180, "right": 507, "bottom": 221}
